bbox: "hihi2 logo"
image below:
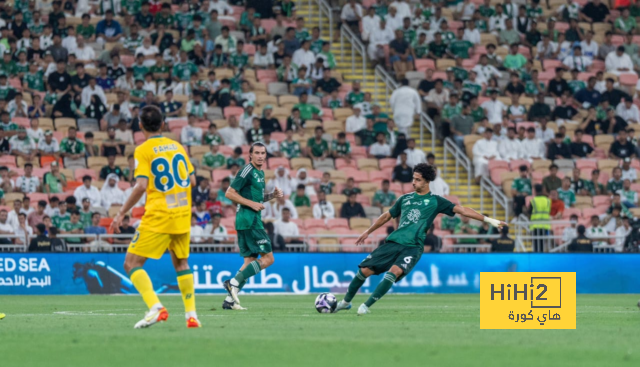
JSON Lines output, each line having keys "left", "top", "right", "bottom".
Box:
{"left": 480, "top": 272, "right": 576, "bottom": 329}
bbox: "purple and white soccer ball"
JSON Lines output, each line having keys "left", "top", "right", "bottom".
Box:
{"left": 315, "top": 293, "right": 337, "bottom": 313}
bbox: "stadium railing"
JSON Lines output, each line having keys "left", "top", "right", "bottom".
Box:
{"left": 303, "top": 0, "right": 334, "bottom": 44}
{"left": 373, "top": 65, "right": 436, "bottom": 151}
{"left": 441, "top": 234, "right": 497, "bottom": 252}
{"left": 339, "top": 24, "right": 367, "bottom": 81}
{"left": 511, "top": 220, "right": 626, "bottom": 253}
{"left": 443, "top": 137, "right": 472, "bottom": 202}
{"left": 479, "top": 176, "right": 511, "bottom": 222}
{"left": 0, "top": 235, "right": 26, "bottom": 252}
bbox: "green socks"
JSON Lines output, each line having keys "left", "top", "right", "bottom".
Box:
{"left": 235, "top": 271, "right": 247, "bottom": 290}
{"left": 232, "top": 261, "right": 261, "bottom": 286}
{"left": 344, "top": 269, "right": 367, "bottom": 303}
{"left": 365, "top": 272, "right": 397, "bottom": 307}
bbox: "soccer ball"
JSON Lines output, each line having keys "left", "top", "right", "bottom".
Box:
{"left": 315, "top": 293, "right": 337, "bottom": 313}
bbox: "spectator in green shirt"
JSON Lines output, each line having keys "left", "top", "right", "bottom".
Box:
{"left": 294, "top": 92, "right": 322, "bottom": 120}
{"left": 331, "top": 132, "right": 352, "bottom": 161}
{"left": 503, "top": 43, "right": 527, "bottom": 71}
{"left": 448, "top": 28, "right": 474, "bottom": 59}
{"left": 60, "top": 211, "right": 84, "bottom": 244}
{"left": 201, "top": 142, "right": 226, "bottom": 171}
{"left": 341, "top": 177, "right": 362, "bottom": 197}
{"left": 290, "top": 184, "right": 311, "bottom": 207}
{"left": 76, "top": 14, "right": 96, "bottom": 42}
{"left": 226, "top": 147, "right": 246, "bottom": 169}
{"left": 355, "top": 118, "right": 377, "bottom": 147}
{"left": 372, "top": 180, "right": 397, "bottom": 208}
{"left": 455, "top": 215, "right": 480, "bottom": 244}
{"left": 557, "top": 177, "right": 576, "bottom": 208}
{"left": 306, "top": 126, "right": 329, "bottom": 159}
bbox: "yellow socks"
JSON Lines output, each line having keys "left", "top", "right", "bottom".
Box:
{"left": 129, "top": 267, "right": 161, "bottom": 309}
{"left": 177, "top": 269, "right": 196, "bottom": 313}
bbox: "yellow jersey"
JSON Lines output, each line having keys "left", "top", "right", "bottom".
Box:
{"left": 134, "top": 135, "right": 194, "bottom": 234}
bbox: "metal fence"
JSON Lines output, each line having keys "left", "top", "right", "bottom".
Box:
{"left": 303, "top": 0, "right": 334, "bottom": 45}
{"left": 1, "top": 229, "right": 628, "bottom": 253}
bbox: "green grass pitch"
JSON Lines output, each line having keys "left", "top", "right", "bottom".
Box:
{"left": 1, "top": 294, "right": 640, "bottom": 367}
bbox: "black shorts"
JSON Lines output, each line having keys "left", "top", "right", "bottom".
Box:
{"left": 358, "top": 241, "right": 423, "bottom": 282}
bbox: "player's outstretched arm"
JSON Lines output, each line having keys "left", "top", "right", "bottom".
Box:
{"left": 263, "top": 187, "right": 284, "bottom": 202}
{"left": 453, "top": 205, "right": 507, "bottom": 229}
{"left": 225, "top": 186, "right": 265, "bottom": 212}
{"left": 355, "top": 211, "right": 392, "bottom": 245}
{"left": 110, "top": 178, "right": 148, "bottom": 233}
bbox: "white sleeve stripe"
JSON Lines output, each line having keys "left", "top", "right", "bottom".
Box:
{"left": 240, "top": 165, "right": 252, "bottom": 178}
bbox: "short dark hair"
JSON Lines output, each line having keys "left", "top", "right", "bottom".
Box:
{"left": 140, "top": 106, "right": 163, "bottom": 132}
{"left": 534, "top": 184, "right": 543, "bottom": 193}
{"left": 66, "top": 196, "right": 76, "bottom": 205}
{"left": 549, "top": 164, "right": 559, "bottom": 170}
{"left": 297, "top": 184, "right": 305, "bottom": 190}
{"left": 519, "top": 165, "right": 528, "bottom": 172}
{"left": 413, "top": 163, "right": 437, "bottom": 182}
{"left": 577, "top": 225, "right": 586, "bottom": 235}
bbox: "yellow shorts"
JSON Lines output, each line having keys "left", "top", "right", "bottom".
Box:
{"left": 127, "top": 230, "right": 191, "bottom": 260}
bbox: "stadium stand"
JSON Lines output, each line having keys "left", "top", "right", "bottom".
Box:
{"left": 0, "top": 0, "right": 639, "bottom": 253}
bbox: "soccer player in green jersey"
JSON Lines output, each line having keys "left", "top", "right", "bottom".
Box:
{"left": 222, "top": 143, "right": 284, "bottom": 310}
{"left": 334, "top": 163, "right": 506, "bottom": 315}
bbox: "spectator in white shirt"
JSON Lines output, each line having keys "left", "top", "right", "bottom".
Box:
{"left": 616, "top": 96, "right": 640, "bottom": 124}
{"left": 218, "top": 116, "right": 247, "bottom": 148}
{"left": 615, "top": 216, "right": 632, "bottom": 249}
{"left": 562, "top": 46, "right": 592, "bottom": 72}
{"left": 361, "top": 7, "right": 381, "bottom": 42}
{"left": 341, "top": 0, "right": 363, "bottom": 29}
{"left": 397, "top": 138, "right": 426, "bottom": 168}
{"left": 580, "top": 31, "right": 599, "bottom": 60}
{"left": 14, "top": 212, "right": 33, "bottom": 245}
{"left": 0, "top": 209, "right": 14, "bottom": 245}
{"left": 605, "top": 46, "right": 634, "bottom": 76}
{"left": 463, "top": 21, "right": 481, "bottom": 44}
{"left": 367, "top": 19, "right": 395, "bottom": 61}
{"left": 274, "top": 208, "right": 301, "bottom": 245}
{"left": 586, "top": 215, "right": 608, "bottom": 247}
{"left": 455, "top": 0, "right": 476, "bottom": 21}
{"left": 209, "top": 0, "right": 235, "bottom": 21}
{"left": 369, "top": 132, "right": 391, "bottom": 158}
{"left": 481, "top": 90, "right": 506, "bottom": 124}
{"left": 37, "top": 130, "right": 59, "bottom": 155}
{"left": 562, "top": 215, "right": 579, "bottom": 244}
{"left": 100, "top": 173, "right": 126, "bottom": 209}
{"left": 386, "top": 6, "right": 403, "bottom": 31}
{"left": 345, "top": 104, "right": 366, "bottom": 133}
{"left": 26, "top": 119, "right": 44, "bottom": 144}
{"left": 535, "top": 119, "right": 555, "bottom": 144}
{"left": 520, "top": 127, "right": 546, "bottom": 161}
{"left": 472, "top": 129, "right": 501, "bottom": 181}
{"left": 498, "top": 127, "right": 523, "bottom": 161}
{"left": 7, "top": 94, "right": 28, "bottom": 118}
{"left": 204, "top": 214, "right": 229, "bottom": 242}
{"left": 74, "top": 175, "right": 102, "bottom": 207}
{"left": 16, "top": 163, "right": 40, "bottom": 193}
{"left": 621, "top": 158, "right": 637, "bottom": 182}
{"left": 313, "top": 191, "right": 335, "bottom": 219}
{"left": 134, "top": 37, "right": 159, "bottom": 67}
{"left": 253, "top": 44, "right": 274, "bottom": 69}
{"left": 263, "top": 197, "right": 298, "bottom": 220}
{"left": 429, "top": 165, "right": 450, "bottom": 195}
{"left": 190, "top": 215, "right": 206, "bottom": 243}
{"left": 292, "top": 40, "right": 316, "bottom": 70}
{"left": 115, "top": 120, "right": 134, "bottom": 145}
{"left": 74, "top": 35, "right": 95, "bottom": 68}
{"left": 181, "top": 114, "right": 204, "bottom": 146}
{"left": 81, "top": 77, "right": 107, "bottom": 107}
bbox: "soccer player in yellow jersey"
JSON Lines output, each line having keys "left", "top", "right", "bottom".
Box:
{"left": 110, "top": 106, "right": 201, "bottom": 329}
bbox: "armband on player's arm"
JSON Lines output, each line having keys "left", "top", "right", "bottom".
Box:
{"left": 263, "top": 191, "right": 275, "bottom": 202}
